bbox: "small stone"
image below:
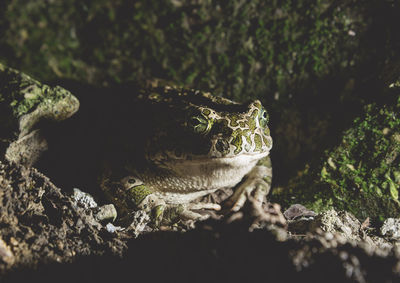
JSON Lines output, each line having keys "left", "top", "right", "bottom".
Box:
{"left": 56, "top": 240, "right": 64, "bottom": 251}
{"left": 105, "top": 223, "right": 123, "bottom": 233}
{"left": 381, "top": 218, "right": 400, "bottom": 239}
{"left": 72, "top": 188, "right": 98, "bottom": 209}
{"left": 9, "top": 237, "right": 18, "bottom": 247}
{"left": 283, "top": 204, "right": 316, "bottom": 220}
{"left": 95, "top": 204, "right": 117, "bottom": 222}
{"left": 129, "top": 210, "right": 151, "bottom": 237}
{"left": 0, "top": 238, "right": 15, "bottom": 265}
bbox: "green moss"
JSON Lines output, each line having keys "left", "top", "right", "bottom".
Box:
{"left": 0, "top": 63, "right": 78, "bottom": 117}
{"left": 0, "top": 0, "right": 390, "bottom": 102}
{"left": 0, "top": 63, "right": 79, "bottom": 141}
{"left": 272, "top": 88, "right": 400, "bottom": 222}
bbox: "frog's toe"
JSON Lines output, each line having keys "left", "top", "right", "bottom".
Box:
{"left": 253, "top": 183, "right": 269, "bottom": 205}
{"left": 180, "top": 209, "right": 210, "bottom": 221}
{"left": 187, "top": 202, "right": 221, "bottom": 211}
{"left": 156, "top": 203, "right": 212, "bottom": 225}
{"left": 228, "top": 183, "right": 252, "bottom": 212}
{"left": 227, "top": 161, "right": 272, "bottom": 212}
{"left": 228, "top": 179, "right": 270, "bottom": 212}
{"left": 175, "top": 202, "right": 220, "bottom": 222}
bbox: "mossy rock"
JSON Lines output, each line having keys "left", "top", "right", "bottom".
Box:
{"left": 272, "top": 85, "right": 400, "bottom": 222}
{"left": 0, "top": 63, "right": 79, "bottom": 166}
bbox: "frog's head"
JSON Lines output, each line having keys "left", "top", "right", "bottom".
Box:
{"left": 145, "top": 87, "right": 272, "bottom": 164}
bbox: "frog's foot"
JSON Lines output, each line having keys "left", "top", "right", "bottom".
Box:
{"left": 159, "top": 202, "right": 221, "bottom": 226}
{"left": 134, "top": 189, "right": 221, "bottom": 226}
{"left": 180, "top": 202, "right": 221, "bottom": 221}
{"left": 114, "top": 175, "right": 222, "bottom": 226}
{"left": 225, "top": 157, "right": 272, "bottom": 212}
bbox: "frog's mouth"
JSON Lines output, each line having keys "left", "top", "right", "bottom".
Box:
{"left": 169, "top": 150, "right": 270, "bottom": 166}
{"left": 149, "top": 133, "right": 271, "bottom": 165}
{"left": 159, "top": 146, "right": 270, "bottom": 164}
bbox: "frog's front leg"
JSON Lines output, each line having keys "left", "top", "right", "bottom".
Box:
{"left": 138, "top": 194, "right": 221, "bottom": 226}
{"left": 125, "top": 177, "right": 220, "bottom": 226}
{"left": 226, "top": 156, "right": 272, "bottom": 212}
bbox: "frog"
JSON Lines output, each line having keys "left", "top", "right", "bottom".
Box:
{"left": 99, "top": 84, "right": 272, "bottom": 227}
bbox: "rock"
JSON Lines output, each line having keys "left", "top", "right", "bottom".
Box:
{"left": 0, "top": 160, "right": 126, "bottom": 273}
{"left": 311, "top": 210, "right": 361, "bottom": 242}
{"left": 72, "top": 188, "right": 98, "bottom": 209}
{"left": 105, "top": 223, "right": 123, "bottom": 233}
{"left": 283, "top": 204, "right": 316, "bottom": 220}
{"left": 0, "top": 63, "right": 79, "bottom": 166}
{"left": 72, "top": 188, "right": 118, "bottom": 223}
{"left": 287, "top": 209, "right": 361, "bottom": 241}
{"left": 95, "top": 204, "right": 118, "bottom": 222}
{"left": 0, "top": 238, "right": 15, "bottom": 266}
{"left": 381, "top": 218, "right": 400, "bottom": 239}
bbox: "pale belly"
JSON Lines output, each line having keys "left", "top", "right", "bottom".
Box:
{"left": 139, "top": 152, "right": 268, "bottom": 204}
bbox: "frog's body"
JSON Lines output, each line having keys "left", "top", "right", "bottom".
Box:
{"left": 100, "top": 84, "right": 272, "bottom": 225}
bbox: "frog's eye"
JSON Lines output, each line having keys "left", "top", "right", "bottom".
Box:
{"left": 259, "top": 109, "right": 269, "bottom": 128}
{"left": 188, "top": 115, "right": 212, "bottom": 135}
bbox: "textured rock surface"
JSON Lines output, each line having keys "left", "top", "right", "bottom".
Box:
{"left": 381, "top": 218, "right": 400, "bottom": 240}
{"left": 0, "top": 160, "right": 399, "bottom": 282}
{"left": 0, "top": 160, "right": 126, "bottom": 274}
{"left": 0, "top": 159, "right": 399, "bottom": 283}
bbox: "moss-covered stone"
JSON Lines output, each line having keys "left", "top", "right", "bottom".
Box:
{"left": 0, "top": 63, "right": 79, "bottom": 165}
{"left": 272, "top": 86, "right": 400, "bottom": 222}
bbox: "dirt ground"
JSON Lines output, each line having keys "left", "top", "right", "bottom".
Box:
{"left": 0, "top": 160, "right": 399, "bottom": 283}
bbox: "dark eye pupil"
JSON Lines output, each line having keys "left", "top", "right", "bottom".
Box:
{"left": 128, "top": 178, "right": 136, "bottom": 184}
{"left": 263, "top": 111, "right": 267, "bottom": 119}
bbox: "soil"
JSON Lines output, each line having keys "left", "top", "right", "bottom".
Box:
{"left": 1, "top": 160, "right": 400, "bottom": 283}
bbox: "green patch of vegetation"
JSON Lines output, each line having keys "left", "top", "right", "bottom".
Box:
{"left": 0, "top": 63, "right": 79, "bottom": 140}
{"left": 0, "top": 0, "right": 384, "bottom": 102}
{"left": 272, "top": 87, "right": 400, "bottom": 222}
